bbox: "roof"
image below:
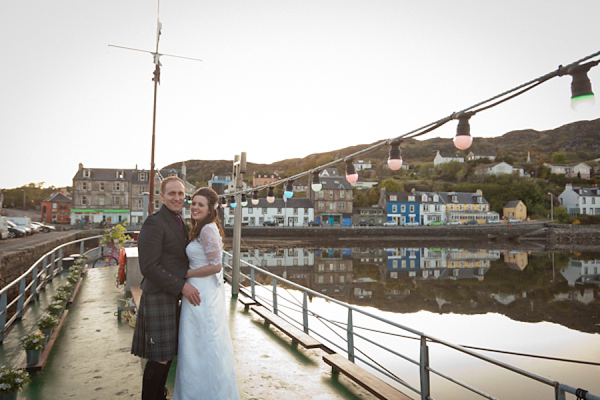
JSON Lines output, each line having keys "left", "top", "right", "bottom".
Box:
{"left": 469, "top": 150, "right": 496, "bottom": 156}
{"left": 42, "top": 192, "right": 72, "bottom": 203}
{"left": 319, "top": 168, "right": 340, "bottom": 177}
{"left": 320, "top": 176, "right": 353, "bottom": 190}
{"left": 571, "top": 187, "right": 600, "bottom": 196}
{"left": 437, "top": 150, "right": 463, "bottom": 158}
{"left": 437, "top": 191, "right": 489, "bottom": 205}
{"left": 544, "top": 162, "right": 590, "bottom": 168}
{"left": 73, "top": 168, "right": 134, "bottom": 181}
{"left": 504, "top": 200, "right": 522, "bottom": 208}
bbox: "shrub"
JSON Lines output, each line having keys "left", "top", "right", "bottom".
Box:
{"left": 0, "top": 365, "right": 31, "bottom": 394}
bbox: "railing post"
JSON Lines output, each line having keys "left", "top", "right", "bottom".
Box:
{"left": 347, "top": 308, "right": 354, "bottom": 362}
{"left": 302, "top": 291, "right": 309, "bottom": 334}
{"left": 0, "top": 291, "right": 7, "bottom": 344}
{"left": 251, "top": 268, "right": 255, "bottom": 300}
{"left": 58, "top": 248, "right": 63, "bottom": 271}
{"left": 32, "top": 266, "right": 38, "bottom": 299}
{"left": 555, "top": 384, "right": 566, "bottom": 400}
{"left": 49, "top": 252, "right": 55, "bottom": 280}
{"left": 272, "top": 278, "right": 278, "bottom": 315}
{"left": 80, "top": 240, "right": 85, "bottom": 255}
{"left": 420, "top": 336, "right": 431, "bottom": 400}
{"left": 16, "top": 277, "right": 26, "bottom": 320}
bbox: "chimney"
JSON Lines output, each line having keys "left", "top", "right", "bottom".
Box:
{"left": 78, "top": 163, "right": 83, "bottom": 170}
{"left": 565, "top": 183, "right": 573, "bottom": 190}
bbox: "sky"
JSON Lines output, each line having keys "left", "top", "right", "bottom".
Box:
{"left": 1, "top": 0, "right": 599, "bottom": 189}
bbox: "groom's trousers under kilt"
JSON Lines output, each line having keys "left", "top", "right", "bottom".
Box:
{"left": 131, "top": 291, "right": 181, "bottom": 361}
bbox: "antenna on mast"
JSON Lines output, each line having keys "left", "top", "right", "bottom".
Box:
{"left": 108, "top": 0, "right": 201, "bottom": 215}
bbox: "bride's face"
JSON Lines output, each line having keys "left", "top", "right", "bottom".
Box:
{"left": 191, "top": 194, "right": 210, "bottom": 223}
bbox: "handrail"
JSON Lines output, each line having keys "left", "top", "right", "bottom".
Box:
{"left": 223, "top": 250, "right": 600, "bottom": 400}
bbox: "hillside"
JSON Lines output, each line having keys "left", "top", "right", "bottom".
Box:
{"left": 168, "top": 118, "right": 600, "bottom": 185}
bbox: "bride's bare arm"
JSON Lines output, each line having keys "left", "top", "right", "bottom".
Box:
{"left": 186, "top": 224, "right": 224, "bottom": 279}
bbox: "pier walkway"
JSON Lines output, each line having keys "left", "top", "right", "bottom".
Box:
{"left": 0, "top": 265, "right": 380, "bottom": 399}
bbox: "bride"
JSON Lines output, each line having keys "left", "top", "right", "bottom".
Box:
{"left": 173, "top": 187, "right": 239, "bottom": 400}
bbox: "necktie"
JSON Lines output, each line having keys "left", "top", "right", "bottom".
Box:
{"left": 174, "top": 214, "right": 184, "bottom": 229}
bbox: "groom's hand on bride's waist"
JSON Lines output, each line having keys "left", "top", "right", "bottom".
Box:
{"left": 182, "top": 283, "right": 201, "bottom": 306}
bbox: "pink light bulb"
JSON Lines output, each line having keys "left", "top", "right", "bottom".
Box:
{"left": 388, "top": 157, "right": 403, "bottom": 171}
{"left": 346, "top": 173, "right": 358, "bottom": 184}
{"left": 454, "top": 135, "right": 473, "bottom": 151}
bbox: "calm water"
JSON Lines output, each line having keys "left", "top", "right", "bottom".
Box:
{"left": 228, "top": 246, "right": 600, "bottom": 399}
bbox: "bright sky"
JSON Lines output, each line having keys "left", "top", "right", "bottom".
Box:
{"left": 1, "top": 0, "right": 599, "bottom": 189}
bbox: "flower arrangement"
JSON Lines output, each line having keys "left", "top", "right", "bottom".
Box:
{"left": 69, "top": 265, "right": 83, "bottom": 275}
{"left": 57, "top": 283, "right": 73, "bottom": 294}
{"left": 66, "top": 273, "right": 80, "bottom": 285}
{"left": 99, "top": 224, "right": 128, "bottom": 248}
{"left": 20, "top": 330, "right": 45, "bottom": 351}
{"left": 0, "top": 365, "right": 30, "bottom": 395}
{"left": 46, "top": 301, "right": 65, "bottom": 316}
{"left": 37, "top": 314, "right": 59, "bottom": 330}
{"left": 52, "top": 292, "right": 70, "bottom": 302}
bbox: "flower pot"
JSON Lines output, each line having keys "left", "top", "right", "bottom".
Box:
{"left": 26, "top": 349, "right": 41, "bottom": 366}
{"left": 41, "top": 328, "right": 52, "bottom": 344}
{"left": 0, "top": 390, "right": 18, "bottom": 400}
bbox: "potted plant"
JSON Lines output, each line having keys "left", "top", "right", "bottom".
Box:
{"left": 57, "top": 283, "right": 74, "bottom": 294}
{"left": 99, "top": 224, "right": 128, "bottom": 249}
{"left": 66, "top": 272, "right": 80, "bottom": 285}
{"left": 46, "top": 300, "right": 65, "bottom": 317}
{"left": 37, "top": 314, "right": 59, "bottom": 342}
{"left": 52, "top": 292, "right": 70, "bottom": 303}
{"left": 0, "top": 365, "right": 30, "bottom": 400}
{"left": 20, "top": 331, "right": 46, "bottom": 366}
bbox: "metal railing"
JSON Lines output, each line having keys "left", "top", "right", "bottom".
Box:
{"left": 0, "top": 235, "right": 101, "bottom": 344}
{"left": 222, "top": 250, "right": 599, "bottom": 400}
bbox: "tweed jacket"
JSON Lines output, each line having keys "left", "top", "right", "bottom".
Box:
{"left": 138, "top": 205, "right": 190, "bottom": 297}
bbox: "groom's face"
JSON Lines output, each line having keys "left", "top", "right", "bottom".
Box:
{"left": 160, "top": 180, "right": 185, "bottom": 213}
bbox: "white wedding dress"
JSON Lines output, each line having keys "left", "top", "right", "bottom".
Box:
{"left": 173, "top": 223, "right": 239, "bottom": 400}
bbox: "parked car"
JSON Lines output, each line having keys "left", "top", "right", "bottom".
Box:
{"left": 404, "top": 221, "right": 419, "bottom": 227}
{"left": 31, "top": 222, "right": 56, "bottom": 232}
{"left": 427, "top": 221, "right": 443, "bottom": 226}
{"left": 7, "top": 217, "right": 34, "bottom": 235}
{"left": 486, "top": 219, "right": 501, "bottom": 224}
{"left": 383, "top": 220, "right": 398, "bottom": 227}
{"left": 262, "top": 220, "right": 277, "bottom": 226}
{"left": 359, "top": 221, "right": 374, "bottom": 226}
{"left": 463, "top": 220, "right": 478, "bottom": 225}
{"left": 307, "top": 221, "right": 321, "bottom": 226}
{"left": 508, "top": 218, "right": 521, "bottom": 223}
{"left": 7, "top": 221, "right": 26, "bottom": 238}
{"left": 446, "top": 221, "right": 461, "bottom": 226}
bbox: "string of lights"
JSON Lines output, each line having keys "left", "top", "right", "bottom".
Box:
{"left": 209, "top": 50, "right": 600, "bottom": 207}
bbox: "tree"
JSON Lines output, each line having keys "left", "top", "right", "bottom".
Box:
{"left": 419, "top": 162, "right": 434, "bottom": 178}
{"left": 551, "top": 153, "right": 568, "bottom": 164}
{"left": 368, "top": 188, "right": 378, "bottom": 205}
{"left": 381, "top": 178, "right": 404, "bottom": 193}
{"left": 554, "top": 205, "right": 569, "bottom": 223}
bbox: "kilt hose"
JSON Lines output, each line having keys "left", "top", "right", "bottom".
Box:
{"left": 131, "top": 291, "right": 181, "bottom": 361}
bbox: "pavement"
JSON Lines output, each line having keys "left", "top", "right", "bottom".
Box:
{"left": 1, "top": 265, "right": 379, "bottom": 399}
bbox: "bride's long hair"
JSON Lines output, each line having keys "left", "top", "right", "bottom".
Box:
{"left": 188, "top": 187, "right": 225, "bottom": 242}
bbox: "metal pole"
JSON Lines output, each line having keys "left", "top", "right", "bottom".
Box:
{"left": 347, "top": 308, "right": 355, "bottom": 362}
{"left": 142, "top": 192, "right": 149, "bottom": 223}
{"left": 420, "top": 336, "right": 431, "bottom": 400}
{"left": 22, "top": 189, "right": 25, "bottom": 209}
{"left": 303, "top": 291, "right": 309, "bottom": 334}
{"left": 273, "top": 278, "right": 278, "bottom": 315}
{"left": 232, "top": 152, "right": 246, "bottom": 296}
{"left": 148, "top": 63, "right": 160, "bottom": 215}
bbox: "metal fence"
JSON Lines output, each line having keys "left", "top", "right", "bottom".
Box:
{"left": 222, "top": 250, "right": 599, "bottom": 400}
{"left": 0, "top": 235, "right": 101, "bottom": 344}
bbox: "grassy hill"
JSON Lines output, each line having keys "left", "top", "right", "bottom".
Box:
{"left": 168, "top": 118, "right": 600, "bottom": 185}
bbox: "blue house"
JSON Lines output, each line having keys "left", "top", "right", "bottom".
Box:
{"left": 378, "top": 189, "right": 421, "bottom": 226}
{"left": 386, "top": 247, "right": 421, "bottom": 272}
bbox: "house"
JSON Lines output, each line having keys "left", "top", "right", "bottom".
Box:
{"left": 543, "top": 162, "right": 591, "bottom": 179}
{"left": 466, "top": 150, "right": 496, "bottom": 162}
{"left": 252, "top": 172, "right": 279, "bottom": 187}
{"left": 433, "top": 150, "right": 464, "bottom": 166}
{"left": 353, "top": 160, "right": 372, "bottom": 171}
{"left": 558, "top": 183, "right": 600, "bottom": 216}
{"left": 351, "top": 178, "right": 378, "bottom": 190}
{"left": 40, "top": 192, "right": 71, "bottom": 224}
{"left": 378, "top": 189, "right": 420, "bottom": 226}
{"left": 474, "top": 162, "right": 525, "bottom": 177}
{"left": 503, "top": 200, "right": 527, "bottom": 221}
{"left": 560, "top": 259, "right": 600, "bottom": 287}
{"left": 222, "top": 198, "right": 314, "bottom": 227}
{"left": 504, "top": 251, "right": 529, "bottom": 271}
{"left": 319, "top": 168, "right": 341, "bottom": 177}
{"left": 353, "top": 206, "right": 385, "bottom": 226}
{"left": 72, "top": 163, "right": 193, "bottom": 225}
{"left": 311, "top": 174, "right": 353, "bottom": 226}
{"left": 313, "top": 248, "right": 354, "bottom": 291}
{"left": 438, "top": 190, "right": 498, "bottom": 224}
{"left": 415, "top": 191, "right": 446, "bottom": 225}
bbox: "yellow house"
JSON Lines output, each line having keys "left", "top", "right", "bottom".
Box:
{"left": 503, "top": 200, "right": 527, "bottom": 221}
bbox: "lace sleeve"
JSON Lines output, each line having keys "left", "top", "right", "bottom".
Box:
{"left": 199, "top": 223, "right": 223, "bottom": 266}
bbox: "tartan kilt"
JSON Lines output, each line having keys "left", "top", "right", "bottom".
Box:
{"left": 131, "top": 291, "right": 180, "bottom": 361}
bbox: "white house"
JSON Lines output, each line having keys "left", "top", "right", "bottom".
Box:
{"left": 474, "top": 162, "right": 525, "bottom": 177}
{"left": 223, "top": 198, "right": 314, "bottom": 226}
{"left": 353, "top": 160, "right": 372, "bottom": 171}
{"left": 558, "top": 183, "right": 600, "bottom": 216}
{"left": 466, "top": 150, "right": 496, "bottom": 162}
{"left": 543, "top": 162, "right": 591, "bottom": 179}
{"left": 416, "top": 191, "right": 446, "bottom": 225}
{"left": 433, "top": 150, "right": 464, "bottom": 166}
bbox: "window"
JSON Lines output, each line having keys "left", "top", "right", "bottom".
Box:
{"left": 277, "top": 260, "right": 282, "bottom": 266}
{"left": 114, "top": 182, "right": 122, "bottom": 191}
{"left": 262, "top": 208, "right": 267, "bottom": 214}
{"left": 81, "top": 196, "right": 88, "bottom": 205}
{"left": 318, "top": 191, "right": 324, "bottom": 199}
{"left": 401, "top": 205, "right": 406, "bottom": 212}
{"left": 393, "top": 260, "right": 398, "bottom": 269}
{"left": 139, "top": 172, "right": 148, "bottom": 181}
{"left": 138, "top": 186, "right": 147, "bottom": 195}
{"left": 113, "top": 197, "right": 120, "bottom": 206}
{"left": 329, "top": 263, "right": 334, "bottom": 271}
{"left": 339, "top": 202, "right": 345, "bottom": 210}
{"left": 340, "top": 275, "right": 345, "bottom": 283}
{"left": 318, "top": 263, "right": 324, "bottom": 271}
{"left": 99, "top": 196, "right": 105, "bottom": 206}
{"left": 318, "top": 202, "right": 324, "bottom": 210}
{"left": 340, "top": 191, "right": 345, "bottom": 199}
{"left": 410, "top": 205, "right": 414, "bottom": 212}
{"left": 318, "top": 275, "right": 324, "bottom": 284}
{"left": 392, "top": 205, "right": 397, "bottom": 213}
{"left": 329, "top": 190, "right": 334, "bottom": 199}
{"left": 277, "top": 208, "right": 282, "bottom": 214}
{"left": 52, "top": 203, "right": 57, "bottom": 209}
{"left": 136, "top": 199, "right": 142, "bottom": 209}
{"left": 248, "top": 208, "right": 253, "bottom": 214}
{"left": 83, "top": 169, "right": 91, "bottom": 178}
{"left": 329, "top": 203, "right": 334, "bottom": 211}
{"left": 116, "top": 170, "right": 124, "bottom": 179}
{"left": 154, "top": 200, "right": 160, "bottom": 209}
{"left": 339, "top": 263, "right": 345, "bottom": 270}
{"left": 582, "top": 198, "right": 586, "bottom": 204}
{"left": 293, "top": 208, "right": 298, "bottom": 215}
{"left": 390, "top": 195, "right": 397, "bottom": 201}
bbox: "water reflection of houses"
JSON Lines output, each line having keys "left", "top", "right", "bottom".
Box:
{"left": 561, "top": 259, "right": 600, "bottom": 287}
{"left": 553, "top": 289, "right": 595, "bottom": 305}
{"left": 313, "top": 248, "right": 354, "bottom": 297}
{"left": 232, "top": 248, "right": 315, "bottom": 287}
{"left": 503, "top": 250, "right": 530, "bottom": 270}
{"left": 385, "top": 248, "right": 500, "bottom": 281}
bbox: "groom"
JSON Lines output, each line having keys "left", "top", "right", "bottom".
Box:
{"left": 131, "top": 176, "right": 201, "bottom": 400}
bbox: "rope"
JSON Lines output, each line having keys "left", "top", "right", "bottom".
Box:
{"left": 122, "top": 298, "right": 136, "bottom": 328}
{"left": 576, "top": 388, "right": 589, "bottom": 400}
